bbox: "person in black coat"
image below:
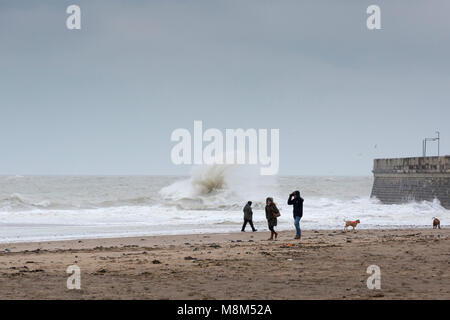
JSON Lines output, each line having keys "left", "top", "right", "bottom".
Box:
{"left": 241, "top": 201, "right": 257, "bottom": 232}
{"left": 288, "top": 190, "right": 304, "bottom": 239}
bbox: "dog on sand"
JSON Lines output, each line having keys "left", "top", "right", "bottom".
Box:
{"left": 344, "top": 219, "right": 360, "bottom": 232}
{"left": 433, "top": 217, "right": 441, "bottom": 229}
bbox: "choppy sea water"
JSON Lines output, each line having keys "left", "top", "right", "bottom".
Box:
{"left": 0, "top": 165, "right": 448, "bottom": 243}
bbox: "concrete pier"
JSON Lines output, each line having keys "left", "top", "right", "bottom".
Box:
{"left": 371, "top": 156, "right": 450, "bottom": 209}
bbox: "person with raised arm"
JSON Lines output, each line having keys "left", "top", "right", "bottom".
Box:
{"left": 288, "top": 190, "right": 304, "bottom": 240}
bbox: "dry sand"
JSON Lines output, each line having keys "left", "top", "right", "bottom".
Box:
{"left": 0, "top": 228, "right": 449, "bottom": 300}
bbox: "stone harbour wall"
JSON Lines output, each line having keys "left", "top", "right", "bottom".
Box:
{"left": 370, "top": 156, "right": 450, "bottom": 209}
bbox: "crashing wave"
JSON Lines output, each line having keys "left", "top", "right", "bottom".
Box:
{"left": 159, "top": 164, "right": 277, "bottom": 210}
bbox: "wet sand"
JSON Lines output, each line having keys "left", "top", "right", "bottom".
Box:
{"left": 0, "top": 228, "right": 448, "bottom": 299}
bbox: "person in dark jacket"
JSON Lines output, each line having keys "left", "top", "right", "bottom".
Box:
{"left": 288, "top": 190, "right": 304, "bottom": 239}
{"left": 241, "top": 201, "right": 257, "bottom": 232}
{"left": 265, "top": 197, "right": 279, "bottom": 240}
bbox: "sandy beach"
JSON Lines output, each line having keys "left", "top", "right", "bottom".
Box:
{"left": 0, "top": 228, "right": 448, "bottom": 300}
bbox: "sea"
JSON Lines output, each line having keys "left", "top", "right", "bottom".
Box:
{"left": 0, "top": 164, "right": 448, "bottom": 243}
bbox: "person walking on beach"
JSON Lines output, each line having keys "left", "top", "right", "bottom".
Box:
{"left": 288, "top": 190, "right": 304, "bottom": 240}
{"left": 265, "top": 197, "right": 279, "bottom": 240}
{"left": 241, "top": 201, "right": 257, "bottom": 232}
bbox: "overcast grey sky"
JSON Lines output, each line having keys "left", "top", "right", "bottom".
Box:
{"left": 1, "top": 0, "right": 449, "bottom": 175}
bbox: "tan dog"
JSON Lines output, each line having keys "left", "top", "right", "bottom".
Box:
{"left": 344, "top": 219, "right": 360, "bottom": 232}
{"left": 432, "top": 217, "right": 441, "bottom": 229}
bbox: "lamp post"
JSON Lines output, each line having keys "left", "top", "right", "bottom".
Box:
{"left": 436, "top": 131, "right": 440, "bottom": 156}
{"left": 422, "top": 139, "right": 426, "bottom": 157}
{"left": 422, "top": 131, "right": 440, "bottom": 157}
